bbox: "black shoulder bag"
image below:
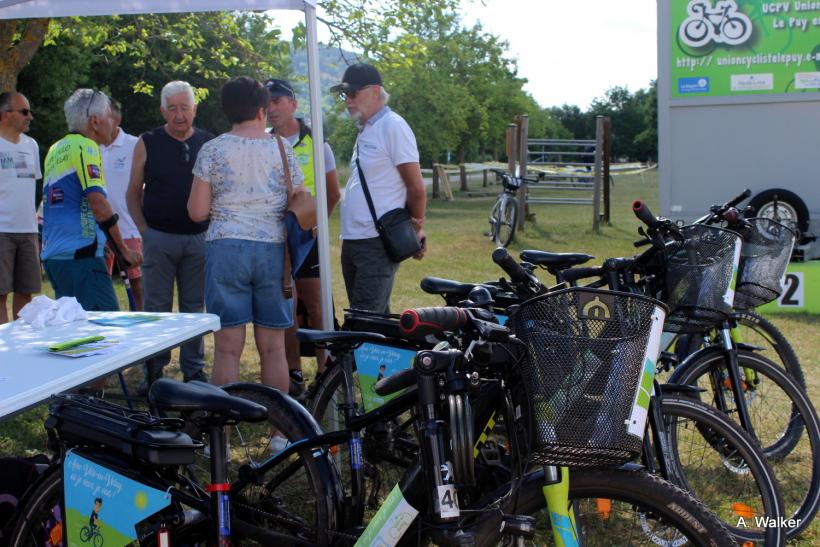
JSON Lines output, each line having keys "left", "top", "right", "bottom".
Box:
{"left": 355, "top": 144, "right": 421, "bottom": 263}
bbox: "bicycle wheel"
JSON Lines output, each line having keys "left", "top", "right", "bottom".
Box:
{"left": 93, "top": 530, "right": 103, "bottom": 547}
{"left": 8, "top": 466, "right": 65, "bottom": 547}
{"left": 198, "top": 384, "right": 343, "bottom": 546}
{"left": 309, "top": 364, "right": 415, "bottom": 512}
{"left": 486, "top": 469, "right": 735, "bottom": 546}
{"left": 732, "top": 310, "right": 806, "bottom": 390}
{"left": 659, "top": 394, "right": 784, "bottom": 545}
{"left": 493, "top": 196, "right": 518, "bottom": 248}
{"left": 670, "top": 350, "right": 820, "bottom": 537}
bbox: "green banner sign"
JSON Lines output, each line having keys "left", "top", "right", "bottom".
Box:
{"left": 671, "top": 0, "right": 820, "bottom": 97}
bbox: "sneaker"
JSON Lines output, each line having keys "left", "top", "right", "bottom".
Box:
{"left": 268, "top": 436, "right": 289, "bottom": 455}
{"left": 288, "top": 370, "right": 305, "bottom": 398}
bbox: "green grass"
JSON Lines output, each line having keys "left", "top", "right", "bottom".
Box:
{"left": 2, "top": 168, "right": 818, "bottom": 542}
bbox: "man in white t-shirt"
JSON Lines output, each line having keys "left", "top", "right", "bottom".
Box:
{"left": 101, "top": 99, "right": 143, "bottom": 309}
{"left": 331, "top": 64, "right": 427, "bottom": 314}
{"left": 0, "top": 91, "right": 42, "bottom": 323}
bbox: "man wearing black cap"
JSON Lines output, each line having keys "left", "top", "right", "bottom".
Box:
{"left": 331, "top": 63, "right": 427, "bottom": 314}
{"left": 265, "top": 78, "right": 341, "bottom": 395}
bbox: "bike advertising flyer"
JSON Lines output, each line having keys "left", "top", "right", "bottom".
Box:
{"left": 353, "top": 343, "right": 417, "bottom": 412}
{"left": 672, "top": 0, "right": 820, "bottom": 97}
{"left": 63, "top": 452, "right": 170, "bottom": 546}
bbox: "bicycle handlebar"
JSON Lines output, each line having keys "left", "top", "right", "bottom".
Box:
{"left": 492, "top": 247, "right": 529, "bottom": 284}
{"left": 632, "top": 200, "right": 657, "bottom": 228}
{"left": 399, "top": 307, "right": 469, "bottom": 337}
{"left": 725, "top": 188, "right": 752, "bottom": 209}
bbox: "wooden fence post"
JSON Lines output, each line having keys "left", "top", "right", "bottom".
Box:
{"left": 460, "top": 164, "right": 468, "bottom": 192}
{"left": 505, "top": 123, "right": 517, "bottom": 177}
{"left": 602, "top": 116, "right": 612, "bottom": 224}
{"left": 516, "top": 114, "right": 529, "bottom": 229}
{"left": 592, "top": 116, "right": 604, "bottom": 233}
{"left": 432, "top": 163, "right": 440, "bottom": 199}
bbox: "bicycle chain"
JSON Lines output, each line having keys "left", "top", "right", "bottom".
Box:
{"left": 231, "top": 498, "right": 362, "bottom": 542}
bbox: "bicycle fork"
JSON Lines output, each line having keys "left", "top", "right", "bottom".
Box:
{"left": 542, "top": 466, "right": 580, "bottom": 547}
{"left": 711, "top": 324, "right": 758, "bottom": 442}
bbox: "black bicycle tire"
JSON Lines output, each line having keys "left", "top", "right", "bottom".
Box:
{"left": 8, "top": 465, "right": 64, "bottom": 547}
{"left": 488, "top": 468, "right": 735, "bottom": 546}
{"left": 218, "top": 384, "right": 341, "bottom": 546}
{"left": 732, "top": 310, "right": 806, "bottom": 390}
{"left": 670, "top": 350, "right": 820, "bottom": 537}
{"left": 494, "top": 196, "right": 517, "bottom": 248}
{"left": 660, "top": 394, "right": 785, "bottom": 544}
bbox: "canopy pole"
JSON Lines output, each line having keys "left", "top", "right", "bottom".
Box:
{"left": 304, "top": 4, "right": 334, "bottom": 331}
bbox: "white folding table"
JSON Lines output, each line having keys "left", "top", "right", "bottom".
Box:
{"left": 0, "top": 312, "right": 220, "bottom": 421}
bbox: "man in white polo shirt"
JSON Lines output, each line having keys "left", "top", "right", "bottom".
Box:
{"left": 101, "top": 99, "right": 143, "bottom": 309}
{"left": 0, "top": 91, "right": 42, "bottom": 323}
{"left": 331, "top": 63, "right": 427, "bottom": 314}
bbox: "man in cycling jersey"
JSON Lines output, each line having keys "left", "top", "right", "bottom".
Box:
{"left": 41, "top": 89, "right": 142, "bottom": 310}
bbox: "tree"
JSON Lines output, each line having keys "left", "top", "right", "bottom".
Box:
{"left": 0, "top": 18, "right": 49, "bottom": 91}
{"left": 16, "top": 12, "right": 292, "bottom": 148}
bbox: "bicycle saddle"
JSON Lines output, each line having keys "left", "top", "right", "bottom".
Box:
{"left": 420, "top": 277, "right": 498, "bottom": 298}
{"left": 296, "top": 328, "right": 386, "bottom": 345}
{"left": 149, "top": 379, "right": 268, "bottom": 424}
{"left": 519, "top": 250, "right": 594, "bottom": 268}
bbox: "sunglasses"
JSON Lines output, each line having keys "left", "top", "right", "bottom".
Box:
{"left": 180, "top": 141, "right": 190, "bottom": 164}
{"left": 86, "top": 89, "right": 101, "bottom": 118}
{"left": 5, "top": 108, "right": 33, "bottom": 117}
{"left": 339, "top": 85, "right": 374, "bottom": 101}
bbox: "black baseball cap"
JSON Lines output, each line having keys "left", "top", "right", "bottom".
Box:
{"left": 265, "top": 78, "right": 295, "bottom": 99}
{"left": 329, "top": 63, "right": 382, "bottom": 94}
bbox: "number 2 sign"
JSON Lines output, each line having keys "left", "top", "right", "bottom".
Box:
{"left": 778, "top": 272, "right": 804, "bottom": 308}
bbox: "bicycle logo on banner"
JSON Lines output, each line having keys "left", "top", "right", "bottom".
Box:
{"left": 679, "top": 0, "right": 753, "bottom": 48}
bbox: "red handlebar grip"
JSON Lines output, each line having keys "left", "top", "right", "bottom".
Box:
{"left": 400, "top": 307, "right": 467, "bottom": 337}
{"left": 632, "top": 200, "right": 656, "bottom": 227}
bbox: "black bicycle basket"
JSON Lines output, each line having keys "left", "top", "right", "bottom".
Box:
{"left": 509, "top": 288, "right": 666, "bottom": 468}
{"left": 662, "top": 225, "right": 741, "bottom": 333}
{"left": 733, "top": 218, "right": 796, "bottom": 309}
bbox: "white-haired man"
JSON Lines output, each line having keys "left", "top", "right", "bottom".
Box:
{"left": 41, "top": 89, "right": 142, "bottom": 311}
{"left": 127, "top": 81, "right": 213, "bottom": 387}
{"left": 330, "top": 63, "right": 427, "bottom": 314}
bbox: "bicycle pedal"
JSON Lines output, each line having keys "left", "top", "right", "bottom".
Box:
{"left": 501, "top": 514, "right": 536, "bottom": 540}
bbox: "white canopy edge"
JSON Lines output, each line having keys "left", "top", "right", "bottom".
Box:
{"left": 0, "top": 0, "right": 315, "bottom": 19}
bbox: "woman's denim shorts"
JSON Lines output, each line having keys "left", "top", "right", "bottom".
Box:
{"left": 205, "top": 238, "right": 292, "bottom": 329}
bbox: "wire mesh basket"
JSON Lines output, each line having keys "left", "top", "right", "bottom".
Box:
{"left": 733, "top": 218, "right": 796, "bottom": 309}
{"left": 509, "top": 288, "right": 666, "bottom": 468}
{"left": 662, "top": 225, "right": 742, "bottom": 333}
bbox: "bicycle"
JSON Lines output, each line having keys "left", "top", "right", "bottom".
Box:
{"left": 306, "top": 249, "right": 782, "bottom": 544}
{"left": 79, "top": 524, "right": 103, "bottom": 547}
{"left": 665, "top": 190, "right": 805, "bottom": 390}
{"left": 487, "top": 169, "right": 543, "bottom": 248}
{"left": 9, "top": 314, "right": 734, "bottom": 546}
{"left": 548, "top": 199, "right": 820, "bottom": 539}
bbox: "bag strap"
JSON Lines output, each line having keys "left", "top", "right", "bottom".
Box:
{"left": 355, "top": 143, "right": 381, "bottom": 231}
{"left": 275, "top": 134, "right": 293, "bottom": 299}
{"left": 276, "top": 134, "right": 294, "bottom": 200}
